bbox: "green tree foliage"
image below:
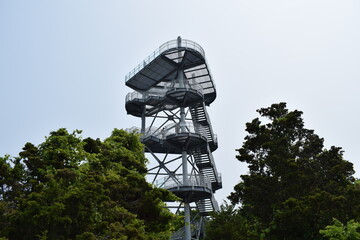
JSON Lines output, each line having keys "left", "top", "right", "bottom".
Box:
{"left": 320, "top": 218, "right": 360, "bottom": 240}
{"left": 220, "top": 103, "right": 360, "bottom": 240}
{"left": 205, "top": 202, "right": 260, "bottom": 240}
{"left": 0, "top": 128, "right": 177, "bottom": 240}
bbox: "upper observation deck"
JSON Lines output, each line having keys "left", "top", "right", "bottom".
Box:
{"left": 125, "top": 37, "right": 216, "bottom": 105}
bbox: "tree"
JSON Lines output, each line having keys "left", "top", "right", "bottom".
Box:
{"left": 320, "top": 218, "right": 360, "bottom": 240}
{"left": 225, "top": 102, "right": 360, "bottom": 239}
{"left": 205, "top": 202, "right": 260, "bottom": 240}
{"left": 0, "top": 128, "right": 177, "bottom": 240}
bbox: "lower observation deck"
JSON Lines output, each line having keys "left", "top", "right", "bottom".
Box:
{"left": 166, "top": 132, "right": 207, "bottom": 150}
{"left": 141, "top": 123, "right": 217, "bottom": 154}
{"left": 156, "top": 175, "right": 212, "bottom": 203}
{"left": 141, "top": 123, "right": 222, "bottom": 193}
{"left": 166, "top": 88, "right": 203, "bottom": 106}
{"left": 142, "top": 132, "right": 208, "bottom": 154}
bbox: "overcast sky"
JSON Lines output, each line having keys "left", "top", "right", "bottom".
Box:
{"left": 1, "top": 0, "right": 360, "bottom": 204}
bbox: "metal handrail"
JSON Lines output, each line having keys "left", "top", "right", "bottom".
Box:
{"left": 125, "top": 88, "right": 167, "bottom": 102}
{"left": 126, "top": 79, "right": 204, "bottom": 103}
{"left": 144, "top": 122, "right": 208, "bottom": 141}
{"left": 155, "top": 174, "right": 212, "bottom": 190}
{"left": 164, "top": 79, "right": 204, "bottom": 95}
{"left": 125, "top": 91, "right": 143, "bottom": 102}
{"left": 125, "top": 38, "right": 205, "bottom": 82}
{"left": 217, "top": 172, "right": 222, "bottom": 184}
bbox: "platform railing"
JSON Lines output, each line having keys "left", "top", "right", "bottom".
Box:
{"left": 126, "top": 79, "right": 204, "bottom": 103}
{"left": 216, "top": 173, "right": 222, "bottom": 186}
{"left": 125, "top": 38, "right": 205, "bottom": 82}
{"left": 146, "top": 87, "right": 168, "bottom": 98}
{"left": 144, "top": 122, "right": 208, "bottom": 140}
{"left": 126, "top": 89, "right": 164, "bottom": 103}
{"left": 213, "top": 134, "right": 218, "bottom": 145}
{"left": 125, "top": 91, "right": 143, "bottom": 102}
{"left": 155, "top": 174, "right": 212, "bottom": 190}
{"left": 164, "top": 79, "right": 204, "bottom": 95}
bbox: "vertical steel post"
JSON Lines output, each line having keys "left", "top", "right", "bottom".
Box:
{"left": 183, "top": 144, "right": 191, "bottom": 239}
{"left": 177, "top": 57, "right": 191, "bottom": 239}
{"left": 184, "top": 201, "right": 191, "bottom": 240}
{"left": 141, "top": 106, "right": 146, "bottom": 135}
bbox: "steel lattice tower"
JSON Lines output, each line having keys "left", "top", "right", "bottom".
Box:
{"left": 125, "top": 37, "right": 221, "bottom": 240}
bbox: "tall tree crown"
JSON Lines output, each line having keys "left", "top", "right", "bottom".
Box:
{"left": 227, "top": 102, "right": 358, "bottom": 240}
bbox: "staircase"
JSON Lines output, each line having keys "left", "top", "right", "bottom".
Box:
{"left": 196, "top": 195, "right": 219, "bottom": 215}
{"left": 190, "top": 102, "right": 217, "bottom": 151}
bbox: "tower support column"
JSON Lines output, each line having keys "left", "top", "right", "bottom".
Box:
{"left": 181, "top": 104, "right": 190, "bottom": 239}
{"left": 182, "top": 149, "right": 190, "bottom": 240}
{"left": 184, "top": 202, "right": 191, "bottom": 240}
{"left": 141, "top": 107, "right": 146, "bottom": 135}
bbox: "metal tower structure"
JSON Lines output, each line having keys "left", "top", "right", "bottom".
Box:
{"left": 125, "top": 37, "right": 221, "bottom": 240}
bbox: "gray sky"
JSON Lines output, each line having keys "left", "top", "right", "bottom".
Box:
{"left": 1, "top": 0, "right": 360, "bottom": 204}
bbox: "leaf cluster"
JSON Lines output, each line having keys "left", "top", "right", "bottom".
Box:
{"left": 320, "top": 218, "right": 360, "bottom": 240}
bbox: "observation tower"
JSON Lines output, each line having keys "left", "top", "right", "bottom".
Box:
{"left": 125, "top": 37, "right": 221, "bottom": 240}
